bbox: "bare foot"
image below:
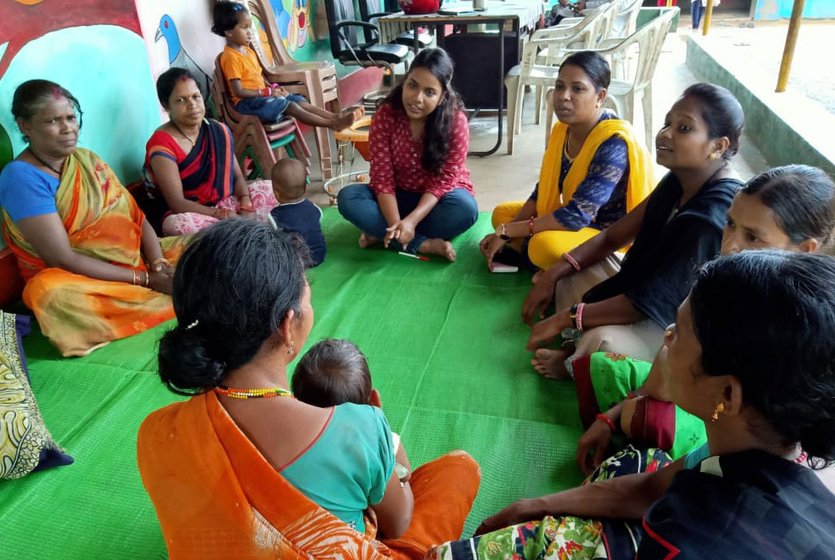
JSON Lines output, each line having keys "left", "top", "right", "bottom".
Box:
{"left": 531, "top": 348, "right": 571, "bottom": 379}
{"left": 359, "top": 233, "right": 382, "bottom": 248}
{"left": 418, "top": 238, "right": 456, "bottom": 262}
{"left": 332, "top": 111, "right": 356, "bottom": 131}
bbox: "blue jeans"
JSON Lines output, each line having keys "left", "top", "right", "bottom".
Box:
{"left": 235, "top": 94, "right": 307, "bottom": 122}
{"left": 337, "top": 185, "right": 478, "bottom": 253}
{"left": 691, "top": 1, "right": 704, "bottom": 29}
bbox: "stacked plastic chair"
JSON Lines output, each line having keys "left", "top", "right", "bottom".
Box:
{"left": 211, "top": 56, "right": 311, "bottom": 180}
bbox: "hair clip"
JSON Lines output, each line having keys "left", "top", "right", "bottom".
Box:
{"left": 232, "top": 3, "right": 245, "bottom": 11}
{"left": 185, "top": 319, "right": 199, "bottom": 330}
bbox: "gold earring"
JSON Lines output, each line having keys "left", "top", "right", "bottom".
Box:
{"left": 708, "top": 153, "right": 719, "bottom": 161}
{"left": 286, "top": 341, "right": 295, "bottom": 355}
{"left": 711, "top": 402, "right": 725, "bottom": 422}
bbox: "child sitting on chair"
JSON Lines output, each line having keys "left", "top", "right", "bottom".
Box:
{"left": 292, "top": 339, "right": 411, "bottom": 483}
{"left": 212, "top": 2, "right": 357, "bottom": 131}
{"left": 269, "top": 159, "right": 326, "bottom": 267}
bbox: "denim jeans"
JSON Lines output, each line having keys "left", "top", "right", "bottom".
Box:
{"left": 235, "top": 94, "right": 307, "bottom": 122}
{"left": 337, "top": 185, "right": 478, "bottom": 253}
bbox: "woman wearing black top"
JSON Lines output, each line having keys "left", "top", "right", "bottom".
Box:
{"left": 524, "top": 83, "right": 744, "bottom": 378}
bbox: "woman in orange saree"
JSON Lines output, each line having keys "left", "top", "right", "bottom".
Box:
{"left": 138, "top": 220, "right": 480, "bottom": 559}
{"left": 0, "top": 80, "right": 190, "bottom": 356}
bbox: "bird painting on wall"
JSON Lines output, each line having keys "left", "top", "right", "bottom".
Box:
{"left": 155, "top": 14, "right": 212, "bottom": 99}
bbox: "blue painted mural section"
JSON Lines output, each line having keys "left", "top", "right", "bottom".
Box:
{"left": 0, "top": 26, "right": 160, "bottom": 183}
{"left": 753, "top": 0, "right": 835, "bottom": 20}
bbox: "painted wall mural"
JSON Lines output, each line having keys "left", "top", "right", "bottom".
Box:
{"left": 272, "top": 0, "right": 311, "bottom": 52}
{"left": 0, "top": 0, "right": 141, "bottom": 77}
{"left": 0, "top": 1, "right": 158, "bottom": 182}
{"left": 135, "top": 0, "right": 225, "bottom": 102}
{"left": 154, "top": 14, "right": 213, "bottom": 98}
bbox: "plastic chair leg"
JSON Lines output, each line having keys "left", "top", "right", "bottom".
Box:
{"left": 545, "top": 89, "right": 554, "bottom": 150}
{"left": 641, "top": 86, "right": 653, "bottom": 150}
{"left": 305, "top": 76, "right": 335, "bottom": 180}
{"left": 534, "top": 84, "right": 542, "bottom": 125}
{"left": 505, "top": 76, "right": 518, "bottom": 155}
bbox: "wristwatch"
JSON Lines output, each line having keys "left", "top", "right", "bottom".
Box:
{"left": 497, "top": 224, "right": 511, "bottom": 241}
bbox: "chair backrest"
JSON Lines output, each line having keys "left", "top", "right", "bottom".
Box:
{"left": 213, "top": 55, "right": 258, "bottom": 131}
{"left": 631, "top": 7, "right": 677, "bottom": 92}
{"left": 357, "top": 0, "right": 388, "bottom": 43}
{"left": 611, "top": 0, "right": 643, "bottom": 38}
{"left": 531, "top": 6, "right": 607, "bottom": 68}
{"left": 323, "top": 0, "right": 361, "bottom": 56}
{"left": 590, "top": 0, "right": 619, "bottom": 46}
{"left": 246, "top": 0, "right": 295, "bottom": 69}
{"left": 211, "top": 56, "right": 235, "bottom": 125}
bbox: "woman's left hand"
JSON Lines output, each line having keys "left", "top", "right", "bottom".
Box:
{"left": 384, "top": 218, "right": 417, "bottom": 248}
{"left": 481, "top": 234, "right": 508, "bottom": 270}
{"left": 526, "top": 309, "right": 570, "bottom": 351}
{"left": 475, "top": 499, "right": 540, "bottom": 536}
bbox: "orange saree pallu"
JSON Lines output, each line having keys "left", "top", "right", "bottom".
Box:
{"left": 138, "top": 392, "right": 481, "bottom": 560}
{"left": 2, "top": 148, "right": 190, "bottom": 356}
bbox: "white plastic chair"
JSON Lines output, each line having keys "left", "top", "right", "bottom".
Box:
{"left": 530, "top": 2, "right": 618, "bottom": 133}
{"left": 504, "top": 7, "right": 608, "bottom": 155}
{"left": 544, "top": 8, "right": 678, "bottom": 149}
{"left": 610, "top": 0, "right": 644, "bottom": 39}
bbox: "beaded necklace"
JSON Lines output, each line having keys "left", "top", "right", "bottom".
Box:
{"left": 214, "top": 386, "right": 294, "bottom": 399}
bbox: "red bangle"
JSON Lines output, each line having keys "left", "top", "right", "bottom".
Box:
{"left": 562, "top": 252, "right": 581, "bottom": 272}
{"left": 528, "top": 216, "right": 536, "bottom": 237}
{"left": 575, "top": 302, "right": 585, "bottom": 332}
{"left": 596, "top": 413, "right": 617, "bottom": 433}
{"left": 261, "top": 87, "right": 271, "bottom": 96}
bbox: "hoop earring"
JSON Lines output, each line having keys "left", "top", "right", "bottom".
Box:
{"left": 711, "top": 402, "right": 725, "bottom": 422}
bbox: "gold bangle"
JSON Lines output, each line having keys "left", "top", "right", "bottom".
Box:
{"left": 144, "top": 270, "right": 150, "bottom": 288}
{"left": 131, "top": 269, "right": 138, "bottom": 286}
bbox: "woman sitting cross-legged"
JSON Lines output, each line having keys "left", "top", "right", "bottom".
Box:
{"left": 480, "top": 51, "right": 655, "bottom": 272}
{"left": 144, "top": 67, "right": 277, "bottom": 236}
{"left": 0, "top": 79, "right": 189, "bottom": 356}
{"left": 431, "top": 250, "right": 835, "bottom": 559}
{"left": 524, "top": 83, "right": 744, "bottom": 378}
{"left": 137, "top": 220, "right": 481, "bottom": 559}
{"left": 337, "top": 48, "right": 478, "bottom": 262}
{"left": 573, "top": 164, "right": 835, "bottom": 474}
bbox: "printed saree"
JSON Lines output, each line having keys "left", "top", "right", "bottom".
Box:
{"left": 537, "top": 120, "right": 655, "bottom": 220}
{"left": 572, "top": 352, "right": 706, "bottom": 460}
{"left": 1, "top": 148, "right": 189, "bottom": 356}
{"left": 429, "top": 445, "right": 672, "bottom": 560}
{"left": 137, "top": 391, "right": 480, "bottom": 560}
{"left": 145, "top": 119, "right": 234, "bottom": 209}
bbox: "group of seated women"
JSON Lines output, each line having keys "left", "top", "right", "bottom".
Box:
{"left": 2, "top": 45, "right": 835, "bottom": 559}
{"left": 0, "top": 66, "right": 282, "bottom": 356}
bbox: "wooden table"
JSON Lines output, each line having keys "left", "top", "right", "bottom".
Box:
{"left": 378, "top": 0, "right": 544, "bottom": 156}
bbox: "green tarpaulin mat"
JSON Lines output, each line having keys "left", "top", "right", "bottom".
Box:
{"left": 1, "top": 210, "right": 585, "bottom": 559}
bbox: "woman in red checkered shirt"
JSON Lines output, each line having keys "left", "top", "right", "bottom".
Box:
{"left": 337, "top": 48, "right": 478, "bottom": 262}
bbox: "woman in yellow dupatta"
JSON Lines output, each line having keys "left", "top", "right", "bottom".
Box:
{"left": 0, "top": 80, "right": 189, "bottom": 356}
{"left": 138, "top": 220, "right": 480, "bottom": 559}
{"left": 480, "top": 51, "right": 654, "bottom": 271}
